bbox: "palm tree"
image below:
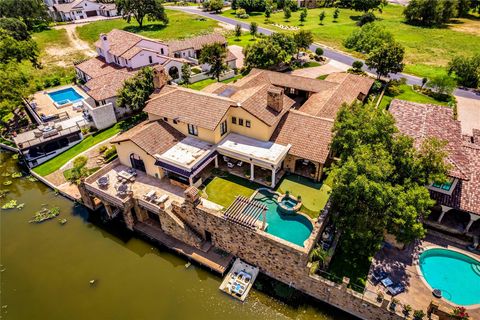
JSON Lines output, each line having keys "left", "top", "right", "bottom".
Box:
{"left": 308, "top": 245, "right": 329, "bottom": 274}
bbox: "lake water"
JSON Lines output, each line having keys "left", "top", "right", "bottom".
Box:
{"left": 0, "top": 151, "right": 354, "bottom": 320}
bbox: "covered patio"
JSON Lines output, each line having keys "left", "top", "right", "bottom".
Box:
{"left": 216, "top": 133, "right": 290, "bottom": 188}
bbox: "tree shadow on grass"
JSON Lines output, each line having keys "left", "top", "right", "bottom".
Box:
{"left": 123, "top": 23, "right": 167, "bottom": 34}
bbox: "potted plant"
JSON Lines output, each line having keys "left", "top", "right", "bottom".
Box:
{"left": 402, "top": 304, "right": 412, "bottom": 317}
{"left": 389, "top": 298, "right": 398, "bottom": 311}
{"left": 376, "top": 291, "right": 384, "bottom": 303}
{"left": 413, "top": 309, "right": 425, "bottom": 320}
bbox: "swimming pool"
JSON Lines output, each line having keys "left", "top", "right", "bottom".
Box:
{"left": 48, "top": 87, "right": 83, "bottom": 106}
{"left": 419, "top": 248, "right": 480, "bottom": 306}
{"left": 253, "top": 189, "right": 313, "bottom": 247}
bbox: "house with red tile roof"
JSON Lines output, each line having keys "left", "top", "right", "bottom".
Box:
{"left": 390, "top": 99, "right": 480, "bottom": 235}
{"left": 107, "top": 68, "right": 373, "bottom": 188}
{"left": 46, "top": 0, "right": 118, "bottom": 22}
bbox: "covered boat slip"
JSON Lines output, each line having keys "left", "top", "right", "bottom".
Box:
{"left": 219, "top": 258, "right": 260, "bottom": 301}
{"left": 216, "top": 133, "right": 291, "bottom": 188}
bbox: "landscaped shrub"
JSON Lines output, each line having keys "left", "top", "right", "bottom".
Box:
{"left": 98, "top": 145, "right": 108, "bottom": 154}
{"left": 357, "top": 12, "right": 376, "bottom": 26}
{"left": 103, "top": 146, "right": 117, "bottom": 162}
{"left": 235, "top": 8, "right": 249, "bottom": 18}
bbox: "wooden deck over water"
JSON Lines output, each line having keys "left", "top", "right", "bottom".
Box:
{"left": 135, "top": 222, "right": 234, "bottom": 274}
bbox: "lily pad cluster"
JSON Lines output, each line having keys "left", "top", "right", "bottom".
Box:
{"left": 1, "top": 199, "right": 24, "bottom": 210}
{"left": 29, "top": 207, "right": 60, "bottom": 223}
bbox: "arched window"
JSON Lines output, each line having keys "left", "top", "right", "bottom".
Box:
{"left": 168, "top": 66, "right": 179, "bottom": 80}
{"left": 130, "top": 153, "right": 146, "bottom": 172}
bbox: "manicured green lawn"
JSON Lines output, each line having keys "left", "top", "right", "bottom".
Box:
{"left": 275, "top": 175, "right": 331, "bottom": 219}
{"left": 32, "top": 28, "right": 70, "bottom": 52}
{"left": 203, "top": 174, "right": 259, "bottom": 208}
{"left": 77, "top": 10, "right": 219, "bottom": 45}
{"left": 185, "top": 74, "right": 244, "bottom": 91}
{"left": 327, "top": 243, "right": 372, "bottom": 290}
{"left": 227, "top": 32, "right": 259, "bottom": 48}
{"left": 378, "top": 84, "right": 449, "bottom": 109}
{"left": 221, "top": 5, "right": 480, "bottom": 79}
{"left": 33, "top": 121, "right": 128, "bottom": 176}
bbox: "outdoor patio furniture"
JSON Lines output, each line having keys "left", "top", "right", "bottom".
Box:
{"left": 96, "top": 176, "right": 109, "bottom": 188}
{"left": 371, "top": 269, "right": 388, "bottom": 284}
{"left": 223, "top": 156, "right": 229, "bottom": 162}
{"left": 127, "top": 168, "right": 137, "bottom": 176}
{"left": 144, "top": 190, "right": 156, "bottom": 200}
{"left": 381, "top": 277, "right": 394, "bottom": 288}
{"left": 387, "top": 283, "right": 405, "bottom": 296}
{"left": 227, "top": 162, "right": 234, "bottom": 168}
{"left": 156, "top": 194, "right": 169, "bottom": 204}
{"left": 237, "top": 161, "right": 243, "bottom": 167}
{"left": 118, "top": 170, "right": 135, "bottom": 181}
{"left": 116, "top": 183, "right": 130, "bottom": 196}
{"left": 302, "top": 160, "right": 309, "bottom": 165}
{"left": 33, "top": 130, "right": 43, "bottom": 138}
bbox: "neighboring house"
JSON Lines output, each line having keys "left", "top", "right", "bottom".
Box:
{"left": 74, "top": 29, "right": 237, "bottom": 117}
{"left": 46, "top": 0, "right": 118, "bottom": 22}
{"left": 390, "top": 99, "right": 480, "bottom": 235}
{"left": 106, "top": 68, "right": 373, "bottom": 188}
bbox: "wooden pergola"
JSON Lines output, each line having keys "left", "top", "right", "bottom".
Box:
{"left": 223, "top": 196, "right": 267, "bottom": 230}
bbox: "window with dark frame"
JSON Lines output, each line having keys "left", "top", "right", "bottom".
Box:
{"left": 239, "top": 118, "right": 244, "bottom": 126}
{"left": 246, "top": 120, "right": 251, "bottom": 128}
{"left": 220, "top": 120, "right": 228, "bottom": 136}
{"left": 232, "top": 117, "right": 237, "bottom": 124}
{"left": 163, "top": 117, "right": 168, "bottom": 122}
{"left": 188, "top": 123, "right": 198, "bottom": 136}
{"left": 149, "top": 56, "right": 153, "bottom": 64}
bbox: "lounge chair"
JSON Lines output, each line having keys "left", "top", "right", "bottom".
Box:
{"left": 237, "top": 161, "right": 243, "bottom": 167}
{"left": 227, "top": 162, "right": 234, "bottom": 168}
{"left": 371, "top": 269, "right": 388, "bottom": 284}
{"left": 381, "top": 277, "right": 394, "bottom": 288}
{"left": 467, "top": 236, "right": 479, "bottom": 252}
{"left": 223, "top": 156, "right": 229, "bottom": 162}
{"left": 387, "top": 283, "right": 405, "bottom": 296}
{"left": 144, "top": 190, "right": 156, "bottom": 200}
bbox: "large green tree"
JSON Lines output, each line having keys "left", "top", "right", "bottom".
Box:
{"left": 243, "top": 32, "right": 296, "bottom": 69}
{"left": 350, "top": 0, "right": 387, "bottom": 12}
{"left": 344, "top": 23, "right": 394, "bottom": 55}
{"left": 117, "top": 67, "right": 155, "bottom": 111}
{"left": 330, "top": 101, "right": 449, "bottom": 261}
{"left": 0, "top": 61, "right": 33, "bottom": 123}
{"left": 0, "top": 18, "right": 30, "bottom": 41}
{"left": 293, "top": 30, "right": 313, "bottom": 59}
{"left": 0, "top": 28, "right": 38, "bottom": 66}
{"left": 0, "top": 0, "right": 49, "bottom": 29}
{"left": 198, "top": 42, "right": 228, "bottom": 81}
{"left": 448, "top": 54, "right": 480, "bottom": 89}
{"left": 365, "top": 41, "right": 405, "bottom": 79}
{"left": 115, "top": 0, "right": 168, "bottom": 28}
{"left": 403, "top": 0, "right": 458, "bottom": 26}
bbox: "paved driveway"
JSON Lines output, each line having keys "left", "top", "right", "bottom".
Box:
{"left": 291, "top": 60, "right": 349, "bottom": 78}
{"left": 166, "top": 6, "right": 480, "bottom": 100}
{"left": 456, "top": 96, "right": 480, "bottom": 136}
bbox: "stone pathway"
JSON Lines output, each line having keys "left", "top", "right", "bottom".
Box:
{"left": 456, "top": 96, "right": 480, "bottom": 136}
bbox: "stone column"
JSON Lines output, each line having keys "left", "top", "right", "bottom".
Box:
{"left": 465, "top": 214, "right": 480, "bottom": 233}
{"left": 188, "top": 176, "right": 193, "bottom": 186}
{"left": 261, "top": 209, "right": 266, "bottom": 230}
{"left": 123, "top": 203, "right": 135, "bottom": 231}
{"left": 104, "top": 202, "right": 114, "bottom": 218}
{"left": 214, "top": 155, "right": 218, "bottom": 168}
{"left": 250, "top": 162, "right": 255, "bottom": 181}
{"left": 78, "top": 181, "right": 96, "bottom": 210}
{"left": 437, "top": 205, "right": 451, "bottom": 223}
{"left": 271, "top": 168, "right": 276, "bottom": 188}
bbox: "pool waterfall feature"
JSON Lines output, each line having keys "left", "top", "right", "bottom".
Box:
{"left": 252, "top": 188, "right": 313, "bottom": 247}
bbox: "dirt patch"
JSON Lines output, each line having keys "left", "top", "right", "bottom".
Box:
{"left": 449, "top": 18, "right": 480, "bottom": 36}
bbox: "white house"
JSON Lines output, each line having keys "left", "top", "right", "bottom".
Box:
{"left": 46, "top": 0, "right": 118, "bottom": 22}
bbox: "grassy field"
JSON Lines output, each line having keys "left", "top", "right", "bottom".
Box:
{"left": 227, "top": 32, "right": 259, "bottom": 47}
{"left": 221, "top": 5, "right": 480, "bottom": 79}
{"left": 203, "top": 175, "right": 259, "bottom": 208}
{"left": 77, "top": 10, "right": 219, "bottom": 45}
{"left": 378, "top": 84, "right": 449, "bottom": 109}
{"left": 275, "top": 175, "right": 331, "bottom": 219}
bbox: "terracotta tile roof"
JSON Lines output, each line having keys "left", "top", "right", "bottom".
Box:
{"left": 144, "top": 86, "right": 235, "bottom": 130}
{"left": 84, "top": 69, "right": 136, "bottom": 100}
{"left": 460, "top": 142, "right": 480, "bottom": 215}
{"left": 226, "top": 48, "right": 237, "bottom": 62}
{"left": 111, "top": 120, "right": 185, "bottom": 156}
{"left": 166, "top": 33, "right": 227, "bottom": 53}
{"left": 299, "top": 73, "right": 374, "bottom": 119}
{"left": 270, "top": 110, "right": 334, "bottom": 164}
{"left": 75, "top": 57, "right": 122, "bottom": 79}
{"left": 390, "top": 100, "right": 470, "bottom": 180}
{"left": 94, "top": 29, "right": 143, "bottom": 57}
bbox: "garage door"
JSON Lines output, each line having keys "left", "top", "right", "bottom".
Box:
{"left": 85, "top": 10, "right": 97, "bottom": 17}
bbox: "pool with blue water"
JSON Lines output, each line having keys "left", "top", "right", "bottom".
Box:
{"left": 419, "top": 248, "right": 480, "bottom": 306}
{"left": 48, "top": 87, "right": 83, "bottom": 106}
{"left": 253, "top": 189, "right": 313, "bottom": 247}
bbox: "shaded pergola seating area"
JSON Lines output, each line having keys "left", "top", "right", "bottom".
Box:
{"left": 223, "top": 196, "right": 267, "bottom": 230}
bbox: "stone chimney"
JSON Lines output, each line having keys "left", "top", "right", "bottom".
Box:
{"left": 99, "top": 33, "right": 111, "bottom": 63}
{"left": 153, "top": 66, "right": 169, "bottom": 90}
{"left": 267, "top": 87, "right": 284, "bottom": 112}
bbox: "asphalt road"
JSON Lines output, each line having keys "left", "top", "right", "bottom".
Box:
{"left": 168, "top": 6, "right": 479, "bottom": 100}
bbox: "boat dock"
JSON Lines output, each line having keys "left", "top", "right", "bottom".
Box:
{"left": 219, "top": 258, "right": 259, "bottom": 301}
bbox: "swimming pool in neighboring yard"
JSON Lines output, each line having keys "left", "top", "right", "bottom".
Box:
{"left": 419, "top": 248, "right": 480, "bottom": 306}
{"left": 253, "top": 189, "right": 313, "bottom": 247}
{"left": 48, "top": 87, "right": 83, "bottom": 106}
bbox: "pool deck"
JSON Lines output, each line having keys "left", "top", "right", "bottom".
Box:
{"left": 366, "top": 233, "right": 480, "bottom": 317}
{"left": 31, "top": 85, "right": 89, "bottom": 119}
